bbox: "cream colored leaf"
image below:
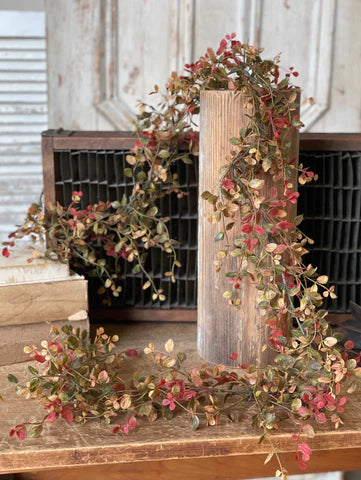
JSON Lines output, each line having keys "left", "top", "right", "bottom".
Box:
{"left": 165, "top": 338, "right": 174, "bottom": 353}
{"left": 249, "top": 179, "right": 265, "bottom": 190}
{"left": 324, "top": 336, "right": 337, "bottom": 347}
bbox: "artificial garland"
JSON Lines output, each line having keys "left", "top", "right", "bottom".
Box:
{"left": 4, "top": 35, "right": 361, "bottom": 478}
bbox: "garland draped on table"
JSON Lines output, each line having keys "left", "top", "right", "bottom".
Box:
{"left": 4, "top": 35, "right": 360, "bottom": 479}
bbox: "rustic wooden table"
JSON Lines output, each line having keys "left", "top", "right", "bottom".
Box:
{"left": 1, "top": 322, "right": 360, "bottom": 480}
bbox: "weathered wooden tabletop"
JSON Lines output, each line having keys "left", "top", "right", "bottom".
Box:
{"left": 1, "top": 322, "right": 361, "bottom": 480}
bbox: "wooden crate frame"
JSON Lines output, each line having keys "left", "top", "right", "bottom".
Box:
{"left": 42, "top": 131, "right": 361, "bottom": 322}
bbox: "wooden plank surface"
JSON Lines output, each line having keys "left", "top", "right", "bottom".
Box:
{"left": 1, "top": 322, "right": 361, "bottom": 476}
{"left": 0, "top": 278, "right": 88, "bottom": 326}
{"left": 300, "top": 133, "right": 361, "bottom": 151}
{"left": 41, "top": 136, "right": 55, "bottom": 215}
{"left": 13, "top": 449, "right": 361, "bottom": 480}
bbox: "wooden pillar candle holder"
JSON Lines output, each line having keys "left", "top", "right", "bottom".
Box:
{"left": 197, "top": 90, "right": 299, "bottom": 366}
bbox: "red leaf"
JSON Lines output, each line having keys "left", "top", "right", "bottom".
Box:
{"left": 47, "top": 411, "right": 58, "bottom": 423}
{"left": 278, "top": 221, "right": 293, "bottom": 231}
{"left": 270, "top": 186, "right": 278, "bottom": 199}
{"left": 268, "top": 208, "right": 280, "bottom": 218}
{"left": 2, "top": 247, "right": 10, "bottom": 258}
{"left": 49, "top": 341, "right": 63, "bottom": 353}
{"left": 34, "top": 353, "right": 46, "bottom": 363}
{"left": 127, "top": 417, "right": 137, "bottom": 429}
{"left": 223, "top": 178, "right": 235, "bottom": 191}
{"left": 315, "top": 412, "right": 327, "bottom": 423}
{"left": 61, "top": 407, "right": 73, "bottom": 423}
{"left": 241, "top": 224, "right": 252, "bottom": 234}
{"left": 344, "top": 340, "right": 354, "bottom": 350}
{"left": 230, "top": 352, "right": 238, "bottom": 361}
{"left": 298, "top": 443, "right": 312, "bottom": 455}
{"left": 72, "top": 190, "right": 83, "bottom": 198}
{"left": 216, "top": 38, "right": 227, "bottom": 55}
{"left": 286, "top": 191, "right": 299, "bottom": 204}
{"left": 16, "top": 429, "right": 26, "bottom": 441}
{"left": 125, "top": 349, "right": 138, "bottom": 357}
{"left": 255, "top": 225, "right": 265, "bottom": 235}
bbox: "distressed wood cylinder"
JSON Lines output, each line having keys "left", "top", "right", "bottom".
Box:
{"left": 197, "top": 90, "right": 299, "bottom": 366}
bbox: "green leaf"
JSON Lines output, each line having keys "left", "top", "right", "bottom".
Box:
{"left": 121, "top": 193, "right": 127, "bottom": 206}
{"left": 132, "top": 264, "right": 142, "bottom": 274}
{"left": 230, "top": 137, "right": 241, "bottom": 145}
{"left": 144, "top": 147, "right": 153, "bottom": 160}
{"left": 288, "top": 285, "right": 300, "bottom": 296}
{"left": 239, "top": 127, "right": 246, "bottom": 139}
{"left": 28, "top": 366, "right": 38, "bottom": 376}
{"left": 177, "top": 352, "right": 187, "bottom": 363}
{"left": 294, "top": 214, "right": 303, "bottom": 226}
{"left": 278, "top": 77, "right": 289, "bottom": 88}
{"left": 215, "top": 232, "right": 224, "bottom": 242}
{"left": 159, "top": 149, "right": 170, "bottom": 159}
{"left": 147, "top": 206, "right": 158, "bottom": 217}
{"left": 190, "top": 415, "right": 200, "bottom": 430}
{"left": 137, "top": 171, "right": 147, "bottom": 182}
{"left": 29, "top": 424, "right": 43, "bottom": 438}
{"left": 201, "top": 191, "right": 217, "bottom": 205}
{"left": 346, "top": 359, "right": 357, "bottom": 371}
{"left": 124, "top": 168, "right": 133, "bottom": 177}
{"left": 225, "top": 271, "right": 237, "bottom": 278}
{"left": 181, "top": 155, "right": 193, "bottom": 164}
{"left": 7, "top": 374, "right": 18, "bottom": 384}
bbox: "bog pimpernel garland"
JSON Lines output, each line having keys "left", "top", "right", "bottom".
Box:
{"left": 4, "top": 35, "right": 361, "bottom": 479}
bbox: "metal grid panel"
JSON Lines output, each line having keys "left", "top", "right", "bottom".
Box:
{"left": 54, "top": 149, "right": 198, "bottom": 309}
{"left": 54, "top": 146, "right": 361, "bottom": 313}
{"left": 298, "top": 150, "right": 361, "bottom": 313}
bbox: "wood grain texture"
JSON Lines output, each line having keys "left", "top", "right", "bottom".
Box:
{"left": 90, "top": 307, "right": 197, "bottom": 323}
{"left": 198, "top": 90, "right": 299, "bottom": 366}
{"left": 0, "top": 316, "right": 89, "bottom": 366}
{"left": 300, "top": 133, "right": 361, "bottom": 151}
{"left": 41, "top": 135, "right": 55, "bottom": 215}
{"left": 13, "top": 448, "right": 359, "bottom": 480}
{"left": 1, "top": 322, "right": 361, "bottom": 476}
{"left": 0, "top": 278, "right": 88, "bottom": 326}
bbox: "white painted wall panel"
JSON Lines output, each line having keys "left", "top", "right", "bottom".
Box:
{"left": 45, "top": 0, "right": 361, "bottom": 134}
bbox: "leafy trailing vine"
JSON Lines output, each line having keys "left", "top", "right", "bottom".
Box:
{"left": 5, "top": 35, "right": 361, "bottom": 478}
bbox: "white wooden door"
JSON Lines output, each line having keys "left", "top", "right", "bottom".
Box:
{"left": 46, "top": 0, "right": 361, "bottom": 134}
{"left": 0, "top": 9, "right": 47, "bottom": 242}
